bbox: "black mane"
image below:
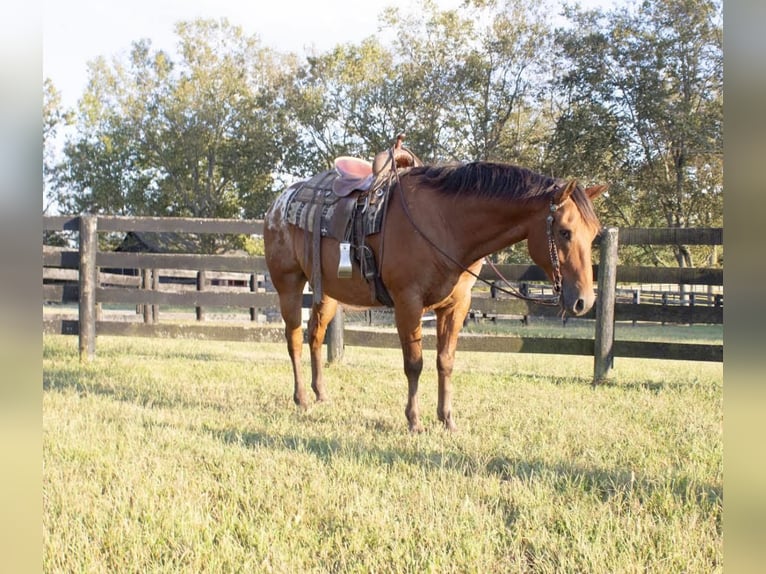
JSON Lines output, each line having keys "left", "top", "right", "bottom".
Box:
{"left": 410, "top": 161, "right": 600, "bottom": 228}
{"left": 412, "top": 162, "right": 555, "bottom": 201}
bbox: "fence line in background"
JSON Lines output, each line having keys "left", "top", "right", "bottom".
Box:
{"left": 43, "top": 216, "right": 723, "bottom": 380}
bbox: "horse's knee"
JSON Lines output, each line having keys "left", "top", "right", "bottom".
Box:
{"left": 436, "top": 353, "right": 454, "bottom": 379}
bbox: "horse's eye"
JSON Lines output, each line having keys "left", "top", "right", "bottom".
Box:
{"left": 559, "top": 229, "right": 572, "bottom": 241}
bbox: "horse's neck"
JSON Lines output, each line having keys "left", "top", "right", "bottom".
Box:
{"left": 441, "top": 195, "right": 540, "bottom": 263}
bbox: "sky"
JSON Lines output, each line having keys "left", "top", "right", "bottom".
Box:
{"left": 43, "top": 0, "right": 462, "bottom": 110}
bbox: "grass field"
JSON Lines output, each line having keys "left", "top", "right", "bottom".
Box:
{"left": 43, "top": 334, "right": 722, "bottom": 573}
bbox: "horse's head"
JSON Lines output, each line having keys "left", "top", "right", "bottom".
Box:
{"left": 527, "top": 180, "right": 607, "bottom": 316}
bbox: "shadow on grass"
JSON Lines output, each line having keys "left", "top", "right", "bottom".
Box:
{"left": 43, "top": 367, "right": 89, "bottom": 394}
{"left": 596, "top": 378, "right": 718, "bottom": 393}
{"left": 42, "top": 366, "right": 240, "bottom": 412}
{"left": 485, "top": 455, "right": 721, "bottom": 509}
{"left": 44, "top": 361, "right": 721, "bottom": 525}
{"left": 206, "top": 424, "right": 722, "bottom": 522}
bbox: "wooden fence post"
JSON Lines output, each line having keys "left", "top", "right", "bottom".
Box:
{"left": 152, "top": 268, "right": 160, "bottom": 322}
{"left": 142, "top": 269, "right": 153, "bottom": 324}
{"left": 326, "top": 306, "right": 345, "bottom": 363}
{"left": 632, "top": 289, "right": 640, "bottom": 326}
{"left": 593, "top": 227, "right": 618, "bottom": 384}
{"left": 196, "top": 270, "right": 207, "bottom": 321}
{"left": 78, "top": 215, "right": 98, "bottom": 361}
{"left": 249, "top": 273, "right": 258, "bottom": 321}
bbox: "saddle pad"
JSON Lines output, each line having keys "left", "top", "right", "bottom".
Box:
{"left": 284, "top": 169, "right": 388, "bottom": 241}
{"left": 285, "top": 171, "right": 337, "bottom": 233}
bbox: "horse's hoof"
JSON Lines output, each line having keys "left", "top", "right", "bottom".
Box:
{"left": 438, "top": 411, "right": 458, "bottom": 432}
{"left": 408, "top": 422, "right": 425, "bottom": 433}
{"left": 293, "top": 395, "right": 308, "bottom": 410}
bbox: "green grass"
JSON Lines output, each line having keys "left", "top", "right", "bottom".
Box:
{"left": 43, "top": 335, "right": 722, "bottom": 573}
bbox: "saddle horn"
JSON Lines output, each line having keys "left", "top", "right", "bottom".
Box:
{"left": 372, "top": 133, "right": 423, "bottom": 175}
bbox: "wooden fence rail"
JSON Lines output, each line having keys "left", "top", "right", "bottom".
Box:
{"left": 43, "top": 215, "right": 723, "bottom": 379}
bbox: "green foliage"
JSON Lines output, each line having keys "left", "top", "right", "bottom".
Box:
{"left": 550, "top": 0, "right": 723, "bottom": 266}
{"left": 43, "top": 0, "right": 722, "bottom": 268}
{"left": 54, "top": 19, "right": 299, "bottom": 221}
{"left": 241, "top": 234, "right": 265, "bottom": 256}
{"left": 43, "top": 79, "right": 70, "bottom": 214}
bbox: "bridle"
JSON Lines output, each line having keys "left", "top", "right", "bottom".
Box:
{"left": 394, "top": 166, "right": 564, "bottom": 307}
{"left": 546, "top": 201, "right": 563, "bottom": 294}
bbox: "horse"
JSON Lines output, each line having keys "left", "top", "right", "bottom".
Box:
{"left": 263, "top": 161, "right": 606, "bottom": 432}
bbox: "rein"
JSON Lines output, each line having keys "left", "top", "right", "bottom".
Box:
{"left": 394, "top": 168, "right": 563, "bottom": 307}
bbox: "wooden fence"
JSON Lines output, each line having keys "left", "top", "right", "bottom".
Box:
{"left": 43, "top": 215, "right": 723, "bottom": 381}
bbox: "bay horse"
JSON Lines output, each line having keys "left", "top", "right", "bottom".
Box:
{"left": 263, "top": 161, "right": 606, "bottom": 432}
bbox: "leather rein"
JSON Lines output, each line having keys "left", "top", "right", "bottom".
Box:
{"left": 393, "top": 167, "right": 563, "bottom": 307}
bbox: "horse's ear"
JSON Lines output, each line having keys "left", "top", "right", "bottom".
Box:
{"left": 553, "top": 180, "right": 578, "bottom": 205}
{"left": 585, "top": 184, "right": 608, "bottom": 200}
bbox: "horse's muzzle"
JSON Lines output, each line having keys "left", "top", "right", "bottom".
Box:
{"left": 563, "top": 286, "right": 595, "bottom": 316}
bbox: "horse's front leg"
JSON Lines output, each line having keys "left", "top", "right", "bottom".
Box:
{"left": 395, "top": 305, "right": 425, "bottom": 432}
{"left": 434, "top": 276, "right": 476, "bottom": 431}
{"left": 307, "top": 296, "right": 338, "bottom": 402}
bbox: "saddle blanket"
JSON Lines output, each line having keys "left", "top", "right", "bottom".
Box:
{"left": 284, "top": 169, "right": 388, "bottom": 241}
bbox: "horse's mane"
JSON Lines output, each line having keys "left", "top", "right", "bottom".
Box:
{"left": 410, "top": 161, "right": 600, "bottom": 229}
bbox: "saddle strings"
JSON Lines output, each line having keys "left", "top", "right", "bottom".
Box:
{"left": 393, "top": 168, "right": 562, "bottom": 307}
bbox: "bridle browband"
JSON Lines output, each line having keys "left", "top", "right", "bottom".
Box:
{"left": 394, "top": 165, "right": 565, "bottom": 307}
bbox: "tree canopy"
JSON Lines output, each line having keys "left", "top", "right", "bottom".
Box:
{"left": 44, "top": 0, "right": 722, "bottom": 264}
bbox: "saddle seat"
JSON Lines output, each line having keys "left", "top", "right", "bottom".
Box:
{"left": 332, "top": 134, "right": 424, "bottom": 197}
{"left": 332, "top": 157, "right": 374, "bottom": 197}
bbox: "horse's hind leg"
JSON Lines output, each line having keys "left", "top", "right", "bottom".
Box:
{"left": 273, "top": 273, "right": 309, "bottom": 408}
{"left": 307, "top": 296, "right": 338, "bottom": 402}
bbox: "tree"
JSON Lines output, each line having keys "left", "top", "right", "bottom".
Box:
{"left": 43, "top": 79, "right": 72, "bottom": 215}
{"left": 380, "top": 0, "right": 554, "bottom": 163}
{"left": 284, "top": 0, "right": 555, "bottom": 168}
{"left": 58, "top": 18, "right": 298, "bottom": 229}
{"left": 284, "top": 39, "right": 401, "bottom": 173}
{"left": 551, "top": 0, "right": 723, "bottom": 266}
{"left": 43, "top": 79, "right": 74, "bottom": 246}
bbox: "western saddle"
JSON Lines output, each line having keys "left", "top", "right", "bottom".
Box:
{"left": 283, "top": 134, "right": 423, "bottom": 306}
